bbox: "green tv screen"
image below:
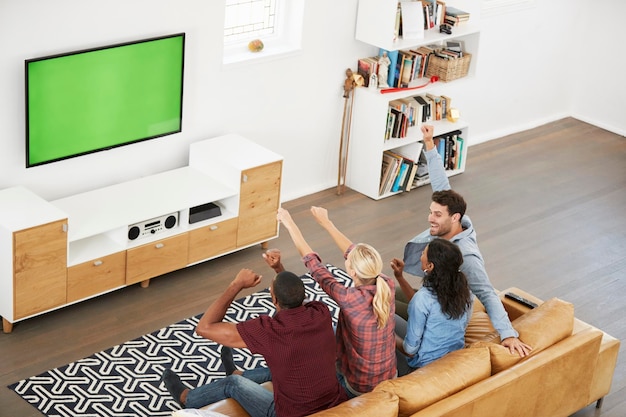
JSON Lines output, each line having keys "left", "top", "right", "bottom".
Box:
{"left": 26, "top": 33, "right": 185, "bottom": 167}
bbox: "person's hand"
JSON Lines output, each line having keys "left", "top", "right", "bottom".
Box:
{"left": 276, "top": 207, "right": 294, "bottom": 229}
{"left": 262, "top": 249, "right": 285, "bottom": 273}
{"left": 390, "top": 258, "right": 405, "bottom": 280}
{"left": 233, "top": 269, "right": 262, "bottom": 289}
{"left": 421, "top": 124, "right": 435, "bottom": 151}
{"left": 310, "top": 206, "right": 331, "bottom": 227}
{"left": 501, "top": 337, "right": 532, "bottom": 357}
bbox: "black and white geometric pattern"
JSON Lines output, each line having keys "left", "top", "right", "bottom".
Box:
{"left": 9, "top": 265, "right": 352, "bottom": 417}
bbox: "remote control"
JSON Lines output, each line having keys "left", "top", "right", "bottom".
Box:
{"left": 504, "top": 292, "right": 538, "bottom": 309}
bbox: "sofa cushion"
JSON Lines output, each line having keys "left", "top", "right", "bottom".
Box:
{"left": 471, "top": 297, "right": 574, "bottom": 374}
{"left": 308, "top": 390, "right": 399, "bottom": 417}
{"left": 465, "top": 298, "right": 498, "bottom": 346}
{"left": 373, "top": 347, "right": 491, "bottom": 417}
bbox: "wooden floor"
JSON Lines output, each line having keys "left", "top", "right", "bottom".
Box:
{"left": 1, "top": 117, "right": 624, "bottom": 417}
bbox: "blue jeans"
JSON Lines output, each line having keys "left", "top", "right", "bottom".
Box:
{"left": 185, "top": 367, "right": 274, "bottom": 417}
{"left": 336, "top": 372, "right": 360, "bottom": 399}
{"left": 394, "top": 313, "right": 417, "bottom": 377}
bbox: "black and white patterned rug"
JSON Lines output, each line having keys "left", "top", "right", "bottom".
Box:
{"left": 9, "top": 265, "right": 352, "bottom": 417}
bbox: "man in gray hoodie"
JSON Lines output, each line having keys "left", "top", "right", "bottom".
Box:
{"left": 396, "top": 125, "right": 532, "bottom": 357}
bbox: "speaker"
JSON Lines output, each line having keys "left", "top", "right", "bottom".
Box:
{"left": 128, "top": 212, "right": 179, "bottom": 241}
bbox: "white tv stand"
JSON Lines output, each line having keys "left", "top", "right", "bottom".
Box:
{"left": 0, "top": 134, "right": 283, "bottom": 333}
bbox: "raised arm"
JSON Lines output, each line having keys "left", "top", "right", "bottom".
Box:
{"left": 390, "top": 257, "right": 416, "bottom": 302}
{"left": 421, "top": 124, "right": 451, "bottom": 192}
{"left": 276, "top": 207, "right": 314, "bottom": 257}
{"left": 310, "top": 206, "right": 353, "bottom": 253}
{"left": 195, "top": 268, "right": 262, "bottom": 348}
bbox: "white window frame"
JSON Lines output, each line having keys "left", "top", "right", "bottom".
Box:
{"left": 223, "top": 0, "right": 305, "bottom": 66}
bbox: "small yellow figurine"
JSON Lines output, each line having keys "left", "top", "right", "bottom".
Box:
{"left": 248, "top": 39, "right": 264, "bottom": 52}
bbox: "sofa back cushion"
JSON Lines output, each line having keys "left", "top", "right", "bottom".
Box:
{"left": 471, "top": 297, "right": 574, "bottom": 374}
{"left": 374, "top": 347, "right": 491, "bottom": 417}
{"left": 464, "top": 303, "right": 497, "bottom": 345}
{"left": 308, "top": 390, "right": 399, "bottom": 417}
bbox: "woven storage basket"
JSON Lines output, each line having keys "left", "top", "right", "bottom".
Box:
{"left": 426, "top": 52, "right": 471, "bottom": 82}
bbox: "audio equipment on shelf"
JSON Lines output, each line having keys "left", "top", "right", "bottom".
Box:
{"left": 189, "top": 202, "right": 222, "bottom": 224}
{"left": 128, "top": 212, "right": 178, "bottom": 241}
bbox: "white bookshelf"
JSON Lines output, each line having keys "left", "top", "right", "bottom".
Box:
{"left": 347, "top": 0, "right": 480, "bottom": 200}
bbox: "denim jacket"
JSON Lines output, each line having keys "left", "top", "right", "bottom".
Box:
{"left": 403, "top": 147, "right": 518, "bottom": 341}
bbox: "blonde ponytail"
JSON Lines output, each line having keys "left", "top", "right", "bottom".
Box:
{"left": 373, "top": 276, "right": 392, "bottom": 329}
{"left": 348, "top": 243, "right": 392, "bottom": 329}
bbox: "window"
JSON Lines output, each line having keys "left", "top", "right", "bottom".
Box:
{"left": 223, "top": 0, "right": 305, "bottom": 65}
{"left": 482, "top": 0, "right": 535, "bottom": 17}
{"left": 224, "top": 0, "right": 278, "bottom": 44}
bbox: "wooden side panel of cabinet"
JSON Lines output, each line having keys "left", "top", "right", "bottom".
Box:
{"left": 13, "top": 220, "right": 67, "bottom": 320}
{"left": 188, "top": 218, "right": 238, "bottom": 264}
{"left": 237, "top": 161, "right": 282, "bottom": 247}
{"left": 126, "top": 233, "right": 189, "bottom": 285}
{"left": 67, "top": 251, "right": 126, "bottom": 302}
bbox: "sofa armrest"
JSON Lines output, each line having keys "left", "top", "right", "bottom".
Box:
{"left": 576, "top": 321, "right": 621, "bottom": 407}
{"left": 498, "top": 287, "right": 544, "bottom": 321}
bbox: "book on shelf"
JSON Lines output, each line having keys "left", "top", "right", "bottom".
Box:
{"left": 385, "top": 111, "right": 396, "bottom": 141}
{"left": 389, "top": 107, "right": 403, "bottom": 138}
{"left": 435, "top": 0, "right": 446, "bottom": 26}
{"left": 379, "top": 152, "right": 397, "bottom": 195}
{"left": 400, "top": 1, "right": 425, "bottom": 40}
{"left": 404, "top": 161, "right": 420, "bottom": 191}
{"left": 413, "top": 95, "right": 431, "bottom": 123}
{"left": 436, "top": 137, "right": 446, "bottom": 165}
{"left": 445, "top": 6, "right": 470, "bottom": 19}
{"left": 394, "top": 53, "right": 405, "bottom": 88}
{"left": 425, "top": 93, "right": 443, "bottom": 121}
{"left": 440, "top": 95, "right": 452, "bottom": 119}
{"left": 399, "top": 51, "right": 414, "bottom": 88}
{"left": 446, "top": 136, "right": 456, "bottom": 170}
{"left": 446, "top": 40, "right": 463, "bottom": 52}
{"left": 381, "top": 151, "right": 404, "bottom": 195}
{"left": 394, "top": 2, "right": 402, "bottom": 41}
{"left": 456, "top": 135, "right": 464, "bottom": 169}
{"left": 421, "top": 0, "right": 436, "bottom": 29}
{"left": 391, "top": 159, "right": 410, "bottom": 192}
{"left": 357, "top": 57, "right": 377, "bottom": 88}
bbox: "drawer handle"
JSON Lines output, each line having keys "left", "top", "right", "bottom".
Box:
{"left": 93, "top": 260, "right": 103, "bottom": 266}
{"left": 155, "top": 243, "right": 165, "bottom": 249}
{"left": 210, "top": 225, "right": 218, "bottom": 231}
{"left": 242, "top": 174, "right": 248, "bottom": 183}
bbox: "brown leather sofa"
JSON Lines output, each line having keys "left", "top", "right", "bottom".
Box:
{"left": 200, "top": 287, "right": 620, "bottom": 417}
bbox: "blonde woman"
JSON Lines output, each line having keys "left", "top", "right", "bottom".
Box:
{"left": 277, "top": 206, "right": 396, "bottom": 398}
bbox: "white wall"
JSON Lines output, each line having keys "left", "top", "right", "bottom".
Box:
{"left": 0, "top": 0, "right": 623, "bottom": 204}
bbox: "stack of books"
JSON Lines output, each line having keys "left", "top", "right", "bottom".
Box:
{"left": 444, "top": 6, "right": 470, "bottom": 26}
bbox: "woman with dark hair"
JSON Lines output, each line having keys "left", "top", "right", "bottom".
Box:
{"left": 391, "top": 238, "right": 473, "bottom": 376}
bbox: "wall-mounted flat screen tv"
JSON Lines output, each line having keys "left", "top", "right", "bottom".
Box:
{"left": 25, "top": 33, "right": 185, "bottom": 168}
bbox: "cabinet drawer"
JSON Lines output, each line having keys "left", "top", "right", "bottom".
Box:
{"left": 14, "top": 219, "right": 67, "bottom": 320}
{"left": 126, "top": 233, "right": 189, "bottom": 285}
{"left": 67, "top": 251, "right": 126, "bottom": 302}
{"left": 188, "top": 218, "right": 238, "bottom": 264}
{"left": 237, "top": 161, "right": 281, "bottom": 247}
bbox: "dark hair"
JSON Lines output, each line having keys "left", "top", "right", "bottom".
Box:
{"left": 432, "top": 190, "right": 467, "bottom": 219}
{"left": 423, "top": 238, "right": 472, "bottom": 319}
{"left": 273, "top": 271, "right": 305, "bottom": 309}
